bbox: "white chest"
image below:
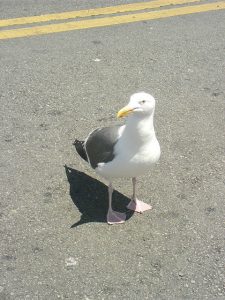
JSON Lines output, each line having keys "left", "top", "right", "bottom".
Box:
{"left": 96, "top": 137, "right": 160, "bottom": 179}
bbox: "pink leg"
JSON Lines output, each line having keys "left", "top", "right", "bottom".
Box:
{"left": 126, "top": 178, "right": 152, "bottom": 213}
{"left": 107, "top": 183, "right": 126, "bottom": 225}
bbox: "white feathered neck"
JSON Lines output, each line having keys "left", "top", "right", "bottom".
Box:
{"left": 121, "top": 109, "right": 156, "bottom": 145}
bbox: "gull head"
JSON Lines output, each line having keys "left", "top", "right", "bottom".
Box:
{"left": 117, "top": 92, "right": 155, "bottom": 118}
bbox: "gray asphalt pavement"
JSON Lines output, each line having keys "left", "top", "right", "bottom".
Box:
{"left": 0, "top": 1, "right": 225, "bottom": 299}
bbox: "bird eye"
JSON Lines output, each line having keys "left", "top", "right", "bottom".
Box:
{"left": 140, "top": 100, "right": 146, "bottom": 104}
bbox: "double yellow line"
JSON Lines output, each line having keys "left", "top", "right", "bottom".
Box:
{"left": 0, "top": 0, "right": 225, "bottom": 40}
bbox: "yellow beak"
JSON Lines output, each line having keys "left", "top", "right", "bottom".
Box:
{"left": 117, "top": 105, "right": 134, "bottom": 118}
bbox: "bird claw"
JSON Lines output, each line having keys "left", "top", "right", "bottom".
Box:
{"left": 127, "top": 199, "right": 152, "bottom": 213}
{"left": 107, "top": 210, "right": 126, "bottom": 225}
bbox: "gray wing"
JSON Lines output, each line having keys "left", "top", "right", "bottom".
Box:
{"left": 85, "top": 125, "right": 121, "bottom": 169}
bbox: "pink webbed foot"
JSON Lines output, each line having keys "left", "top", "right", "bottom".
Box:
{"left": 107, "top": 210, "right": 126, "bottom": 225}
{"left": 127, "top": 199, "right": 152, "bottom": 213}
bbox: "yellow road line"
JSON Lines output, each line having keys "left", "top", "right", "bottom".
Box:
{"left": 0, "top": 1, "right": 224, "bottom": 40}
{"left": 0, "top": 0, "right": 201, "bottom": 27}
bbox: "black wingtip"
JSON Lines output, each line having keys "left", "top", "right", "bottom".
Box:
{"left": 73, "top": 139, "right": 80, "bottom": 146}
{"left": 73, "top": 139, "right": 88, "bottom": 162}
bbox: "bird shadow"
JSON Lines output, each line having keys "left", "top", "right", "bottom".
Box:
{"left": 64, "top": 165, "right": 134, "bottom": 227}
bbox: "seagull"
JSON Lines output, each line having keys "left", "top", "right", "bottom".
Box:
{"left": 74, "top": 92, "right": 160, "bottom": 224}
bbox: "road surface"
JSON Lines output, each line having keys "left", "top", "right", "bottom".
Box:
{"left": 0, "top": 0, "right": 225, "bottom": 299}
